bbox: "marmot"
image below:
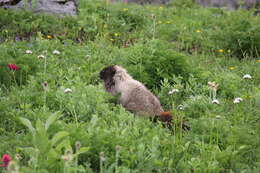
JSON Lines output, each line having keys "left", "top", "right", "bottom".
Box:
{"left": 99, "top": 65, "right": 172, "bottom": 123}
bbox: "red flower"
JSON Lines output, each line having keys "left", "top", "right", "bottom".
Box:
{"left": 7, "top": 64, "right": 19, "bottom": 71}
{"left": 0, "top": 154, "right": 12, "bottom": 168}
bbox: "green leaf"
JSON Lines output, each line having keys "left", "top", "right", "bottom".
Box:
{"left": 45, "top": 112, "right": 61, "bottom": 130}
{"left": 51, "top": 131, "right": 70, "bottom": 147}
{"left": 76, "top": 147, "right": 90, "bottom": 155}
{"left": 19, "top": 117, "right": 35, "bottom": 134}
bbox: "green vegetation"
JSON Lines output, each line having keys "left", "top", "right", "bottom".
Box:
{"left": 0, "top": 0, "right": 259, "bottom": 172}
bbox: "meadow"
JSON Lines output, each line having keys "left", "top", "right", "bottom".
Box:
{"left": 0, "top": 0, "right": 259, "bottom": 172}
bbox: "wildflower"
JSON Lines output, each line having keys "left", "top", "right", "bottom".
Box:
{"left": 99, "top": 152, "right": 105, "bottom": 161}
{"left": 243, "top": 74, "right": 252, "bottom": 79}
{"left": 62, "top": 149, "right": 73, "bottom": 162}
{"left": 196, "top": 29, "right": 201, "bottom": 33}
{"left": 14, "top": 154, "right": 22, "bottom": 161}
{"left": 64, "top": 88, "right": 72, "bottom": 93}
{"left": 8, "top": 64, "right": 19, "bottom": 71}
{"left": 233, "top": 97, "right": 243, "bottom": 104}
{"left": 115, "top": 145, "right": 121, "bottom": 152}
{"left": 61, "top": 154, "right": 73, "bottom": 162}
{"left": 0, "top": 154, "right": 12, "bottom": 168}
{"left": 53, "top": 50, "right": 60, "bottom": 55}
{"left": 37, "top": 54, "right": 45, "bottom": 59}
{"left": 75, "top": 141, "right": 81, "bottom": 150}
{"left": 25, "top": 50, "right": 32, "bottom": 54}
{"left": 218, "top": 49, "right": 224, "bottom": 53}
{"left": 47, "top": 35, "right": 52, "bottom": 39}
{"left": 168, "top": 88, "right": 179, "bottom": 95}
{"left": 85, "top": 55, "right": 91, "bottom": 59}
{"left": 41, "top": 81, "right": 49, "bottom": 91}
{"left": 208, "top": 82, "right": 218, "bottom": 91}
{"left": 114, "top": 33, "right": 119, "bottom": 37}
{"left": 122, "top": 8, "right": 128, "bottom": 11}
{"left": 177, "top": 104, "right": 184, "bottom": 110}
{"left": 215, "top": 115, "right": 221, "bottom": 119}
{"left": 212, "top": 99, "right": 220, "bottom": 104}
{"left": 229, "top": 66, "right": 235, "bottom": 70}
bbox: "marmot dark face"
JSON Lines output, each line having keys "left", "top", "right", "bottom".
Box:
{"left": 99, "top": 65, "right": 116, "bottom": 81}
{"left": 99, "top": 65, "right": 117, "bottom": 93}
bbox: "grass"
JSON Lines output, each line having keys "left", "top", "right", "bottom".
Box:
{"left": 0, "top": 0, "right": 259, "bottom": 172}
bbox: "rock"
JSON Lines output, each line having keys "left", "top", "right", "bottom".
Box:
{"left": 0, "top": 0, "right": 78, "bottom": 16}
{"left": 197, "top": 0, "right": 260, "bottom": 10}
{"left": 111, "top": 0, "right": 170, "bottom": 4}
{"left": 112, "top": 0, "right": 260, "bottom": 9}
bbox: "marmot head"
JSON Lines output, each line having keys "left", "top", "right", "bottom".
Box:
{"left": 100, "top": 65, "right": 131, "bottom": 82}
{"left": 99, "top": 65, "right": 118, "bottom": 93}
{"left": 100, "top": 65, "right": 116, "bottom": 81}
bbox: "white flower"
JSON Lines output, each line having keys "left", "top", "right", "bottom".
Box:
{"left": 233, "top": 97, "right": 243, "bottom": 104}
{"left": 37, "top": 54, "right": 45, "bottom": 59}
{"left": 26, "top": 50, "right": 33, "bottom": 54}
{"left": 243, "top": 74, "right": 252, "bottom": 79}
{"left": 208, "top": 81, "right": 218, "bottom": 90}
{"left": 64, "top": 88, "right": 72, "bottom": 93}
{"left": 215, "top": 115, "right": 221, "bottom": 119}
{"left": 177, "top": 104, "right": 184, "bottom": 110}
{"left": 53, "top": 50, "right": 61, "bottom": 55}
{"left": 212, "top": 99, "right": 220, "bottom": 104}
{"left": 41, "top": 82, "right": 49, "bottom": 91}
{"left": 85, "top": 55, "right": 91, "bottom": 59}
{"left": 168, "top": 89, "right": 179, "bottom": 95}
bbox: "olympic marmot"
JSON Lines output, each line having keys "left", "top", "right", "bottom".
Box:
{"left": 99, "top": 65, "right": 172, "bottom": 123}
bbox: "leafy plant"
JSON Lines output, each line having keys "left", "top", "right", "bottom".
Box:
{"left": 18, "top": 113, "right": 89, "bottom": 172}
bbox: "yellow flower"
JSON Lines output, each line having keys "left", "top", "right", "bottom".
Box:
{"left": 47, "top": 35, "right": 52, "bottom": 39}
{"left": 114, "top": 33, "right": 119, "bottom": 37}
{"left": 229, "top": 66, "right": 235, "bottom": 70}
{"left": 123, "top": 8, "right": 128, "bottom": 11}
{"left": 157, "top": 21, "right": 162, "bottom": 24}
{"left": 159, "top": 6, "right": 163, "bottom": 10}
{"left": 196, "top": 29, "right": 201, "bottom": 33}
{"left": 218, "top": 49, "right": 224, "bottom": 53}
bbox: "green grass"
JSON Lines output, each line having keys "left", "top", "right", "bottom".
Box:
{"left": 0, "top": 0, "right": 259, "bottom": 172}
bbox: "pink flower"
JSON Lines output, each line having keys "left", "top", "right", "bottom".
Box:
{"left": 0, "top": 154, "right": 12, "bottom": 168}
{"left": 8, "top": 64, "right": 19, "bottom": 71}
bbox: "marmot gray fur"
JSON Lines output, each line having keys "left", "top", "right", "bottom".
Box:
{"left": 99, "top": 65, "right": 172, "bottom": 122}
